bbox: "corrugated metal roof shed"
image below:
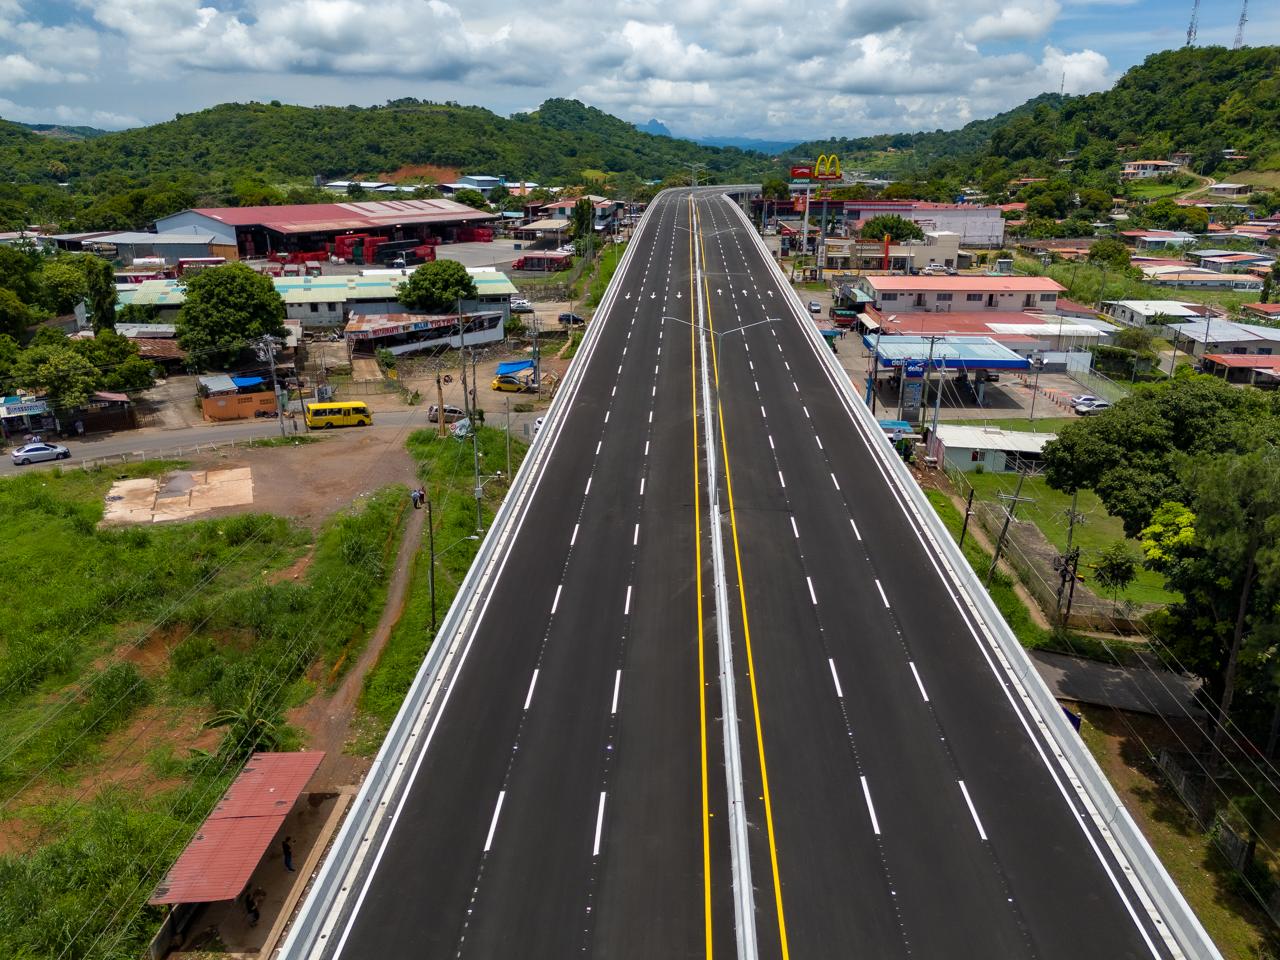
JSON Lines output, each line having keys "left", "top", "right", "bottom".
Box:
{"left": 149, "top": 752, "right": 323, "bottom": 905}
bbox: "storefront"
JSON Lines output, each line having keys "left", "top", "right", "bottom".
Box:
{"left": 0, "top": 397, "right": 56, "bottom": 440}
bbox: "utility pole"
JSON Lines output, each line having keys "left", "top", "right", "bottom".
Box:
{"left": 1028, "top": 355, "right": 1045, "bottom": 424}
{"left": 959, "top": 488, "right": 976, "bottom": 548}
{"left": 986, "top": 473, "right": 1034, "bottom": 586}
{"left": 435, "top": 364, "right": 447, "bottom": 438}
{"left": 258, "top": 335, "right": 287, "bottom": 438}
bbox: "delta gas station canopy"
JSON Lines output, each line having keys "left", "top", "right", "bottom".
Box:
{"left": 865, "top": 335, "right": 1032, "bottom": 372}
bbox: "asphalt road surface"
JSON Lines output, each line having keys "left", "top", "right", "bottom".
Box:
{"left": 313, "top": 190, "right": 1179, "bottom": 960}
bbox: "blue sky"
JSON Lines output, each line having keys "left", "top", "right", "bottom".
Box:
{"left": 0, "top": 0, "right": 1275, "bottom": 139}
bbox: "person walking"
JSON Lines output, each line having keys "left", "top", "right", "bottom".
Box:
{"left": 73, "top": 419, "right": 84, "bottom": 437}
{"left": 410, "top": 489, "right": 421, "bottom": 510}
{"left": 245, "top": 889, "right": 261, "bottom": 927}
{"left": 282, "top": 836, "right": 295, "bottom": 872}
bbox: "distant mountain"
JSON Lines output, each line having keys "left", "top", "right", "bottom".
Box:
{"left": 694, "top": 136, "right": 798, "bottom": 155}
{"left": 17, "top": 122, "right": 110, "bottom": 141}
{"left": 636, "top": 118, "right": 672, "bottom": 138}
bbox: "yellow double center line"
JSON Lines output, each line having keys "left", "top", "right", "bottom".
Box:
{"left": 694, "top": 196, "right": 792, "bottom": 959}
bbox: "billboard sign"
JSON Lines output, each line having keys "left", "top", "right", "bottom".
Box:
{"left": 814, "top": 154, "right": 842, "bottom": 181}
{"left": 790, "top": 165, "right": 812, "bottom": 180}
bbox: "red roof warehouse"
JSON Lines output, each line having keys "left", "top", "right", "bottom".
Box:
{"left": 155, "top": 199, "right": 497, "bottom": 259}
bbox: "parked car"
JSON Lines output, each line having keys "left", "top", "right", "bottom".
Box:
{"left": 922, "top": 263, "right": 957, "bottom": 276}
{"left": 491, "top": 375, "right": 534, "bottom": 393}
{"left": 428, "top": 404, "right": 466, "bottom": 424}
{"left": 1074, "top": 399, "right": 1112, "bottom": 416}
{"left": 1069, "top": 394, "right": 1100, "bottom": 406}
{"left": 510, "top": 297, "right": 534, "bottom": 314}
{"left": 533, "top": 415, "right": 545, "bottom": 438}
{"left": 11, "top": 441, "right": 70, "bottom": 465}
{"left": 807, "top": 300, "right": 822, "bottom": 313}
{"left": 558, "top": 312, "right": 586, "bottom": 326}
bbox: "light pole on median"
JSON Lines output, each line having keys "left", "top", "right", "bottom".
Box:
{"left": 424, "top": 499, "right": 479, "bottom": 633}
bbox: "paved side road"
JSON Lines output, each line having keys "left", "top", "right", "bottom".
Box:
{"left": 0, "top": 411, "right": 427, "bottom": 477}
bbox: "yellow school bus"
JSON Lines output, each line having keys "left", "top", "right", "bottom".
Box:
{"left": 304, "top": 401, "right": 373, "bottom": 429}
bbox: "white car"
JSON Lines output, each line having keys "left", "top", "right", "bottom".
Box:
{"left": 1074, "top": 399, "right": 1112, "bottom": 416}
{"left": 11, "top": 441, "right": 70, "bottom": 465}
{"left": 532, "top": 416, "right": 545, "bottom": 438}
{"left": 1069, "top": 394, "right": 1100, "bottom": 406}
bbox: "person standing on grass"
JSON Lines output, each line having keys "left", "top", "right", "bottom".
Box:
{"left": 283, "top": 836, "right": 295, "bottom": 872}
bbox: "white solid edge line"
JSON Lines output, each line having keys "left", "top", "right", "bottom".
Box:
{"left": 909, "top": 662, "right": 930, "bottom": 702}
{"left": 593, "top": 792, "right": 608, "bottom": 857}
{"left": 828, "top": 658, "right": 844, "bottom": 698}
{"left": 551, "top": 584, "right": 562, "bottom": 615}
{"left": 874, "top": 578, "right": 890, "bottom": 609}
{"left": 861, "top": 776, "right": 880, "bottom": 835}
{"left": 523, "top": 669, "right": 539, "bottom": 710}
{"left": 611, "top": 669, "right": 622, "bottom": 715}
{"left": 483, "top": 791, "right": 506, "bottom": 852}
{"left": 959, "top": 780, "right": 989, "bottom": 841}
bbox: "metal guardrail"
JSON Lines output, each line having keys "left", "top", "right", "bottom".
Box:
{"left": 724, "top": 196, "right": 1221, "bottom": 960}
{"left": 274, "top": 199, "right": 662, "bottom": 960}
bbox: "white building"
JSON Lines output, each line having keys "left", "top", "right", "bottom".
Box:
{"left": 931, "top": 424, "right": 1056, "bottom": 474}
{"left": 1121, "top": 160, "right": 1181, "bottom": 180}
{"left": 1099, "top": 300, "right": 1209, "bottom": 329}
{"left": 856, "top": 275, "right": 1065, "bottom": 313}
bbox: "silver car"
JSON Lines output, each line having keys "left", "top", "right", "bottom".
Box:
{"left": 11, "top": 441, "right": 70, "bottom": 465}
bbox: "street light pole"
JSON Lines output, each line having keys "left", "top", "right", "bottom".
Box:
{"left": 1029, "top": 354, "right": 1045, "bottom": 424}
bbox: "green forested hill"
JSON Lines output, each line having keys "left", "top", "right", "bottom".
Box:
{"left": 788, "top": 46, "right": 1280, "bottom": 188}
{"left": 0, "top": 97, "right": 767, "bottom": 189}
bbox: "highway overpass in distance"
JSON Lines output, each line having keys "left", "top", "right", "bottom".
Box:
{"left": 279, "top": 188, "right": 1218, "bottom": 960}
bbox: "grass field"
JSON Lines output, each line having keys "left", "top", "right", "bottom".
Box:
{"left": 960, "top": 472, "right": 1179, "bottom": 606}
{"left": 1023, "top": 257, "right": 1258, "bottom": 315}
{"left": 941, "top": 416, "right": 1077, "bottom": 433}
{"left": 587, "top": 241, "right": 627, "bottom": 307}
{"left": 0, "top": 463, "right": 408, "bottom": 959}
{"left": 1126, "top": 178, "right": 1196, "bottom": 200}
{"left": 1231, "top": 169, "right": 1280, "bottom": 190}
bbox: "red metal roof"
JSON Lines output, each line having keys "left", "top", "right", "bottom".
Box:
{"left": 1203, "top": 354, "right": 1280, "bottom": 369}
{"left": 149, "top": 751, "right": 323, "bottom": 905}
{"left": 189, "top": 199, "right": 493, "bottom": 235}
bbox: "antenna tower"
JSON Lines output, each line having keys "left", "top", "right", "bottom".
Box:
{"left": 1234, "top": 0, "right": 1248, "bottom": 49}
{"left": 1186, "top": 0, "right": 1200, "bottom": 45}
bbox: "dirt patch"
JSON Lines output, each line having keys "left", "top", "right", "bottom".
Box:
{"left": 0, "top": 705, "right": 220, "bottom": 853}
{"left": 268, "top": 547, "right": 316, "bottom": 585}
{"left": 102, "top": 467, "right": 254, "bottom": 525}
{"left": 182, "top": 429, "right": 415, "bottom": 528}
{"left": 121, "top": 624, "right": 188, "bottom": 676}
{"left": 379, "top": 163, "right": 460, "bottom": 184}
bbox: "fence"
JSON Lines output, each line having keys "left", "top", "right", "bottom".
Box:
{"left": 73, "top": 427, "right": 307, "bottom": 471}
{"left": 1067, "top": 363, "right": 1132, "bottom": 404}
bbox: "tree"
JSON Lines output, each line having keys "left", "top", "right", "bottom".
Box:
{"left": 1025, "top": 194, "right": 1059, "bottom": 219}
{"left": 1112, "top": 326, "right": 1155, "bottom": 354}
{"left": 452, "top": 188, "right": 489, "bottom": 210}
{"left": 860, "top": 214, "right": 924, "bottom": 243}
{"left": 0, "top": 289, "right": 34, "bottom": 338}
{"left": 1088, "top": 238, "right": 1130, "bottom": 270}
{"left": 760, "top": 177, "right": 790, "bottom": 201}
{"left": 1076, "top": 187, "right": 1113, "bottom": 217}
{"left": 0, "top": 333, "right": 19, "bottom": 379}
{"left": 1093, "top": 541, "right": 1139, "bottom": 612}
{"left": 1141, "top": 451, "right": 1280, "bottom": 754}
{"left": 570, "top": 197, "right": 595, "bottom": 240}
{"left": 14, "top": 346, "right": 99, "bottom": 411}
{"left": 176, "top": 263, "right": 287, "bottom": 369}
{"left": 397, "top": 259, "right": 478, "bottom": 313}
{"left": 825, "top": 184, "right": 871, "bottom": 201}
{"left": 64, "top": 254, "right": 118, "bottom": 331}
{"left": 0, "top": 245, "right": 42, "bottom": 303}
{"left": 73, "top": 331, "right": 157, "bottom": 393}
{"left": 1042, "top": 373, "right": 1277, "bottom": 537}
{"left": 488, "top": 184, "right": 510, "bottom": 204}
{"left": 38, "top": 261, "right": 89, "bottom": 316}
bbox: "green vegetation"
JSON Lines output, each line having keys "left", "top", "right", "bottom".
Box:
{"left": 0, "top": 98, "right": 773, "bottom": 231}
{"left": 860, "top": 214, "right": 923, "bottom": 242}
{"left": 358, "top": 427, "right": 528, "bottom": 740}
{"left": 398, "top": 259, "right": 479, "bottom": 313}
{"left": 0, "top": 463, "right": 409, "bottom": 959}
{"left": 961, "top": 473, "right": 1178, "bottom": 606}
{"left": 941, "top": 417, "right": 1076, "bottom": 433}
{"left": 176, "top": 262, "right": 287, "bottom": 369}
{"left": 925, "top": 489, "right": 1048, "bottom": 648}
{"left": 562, "top": 330, "right": 585, "bottom": 360}
{"left": 587, "top": 242, "right": 627, "bottom": 307}
{"left": 1124, "top": 174, "right": 1199, "bottom": 200}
